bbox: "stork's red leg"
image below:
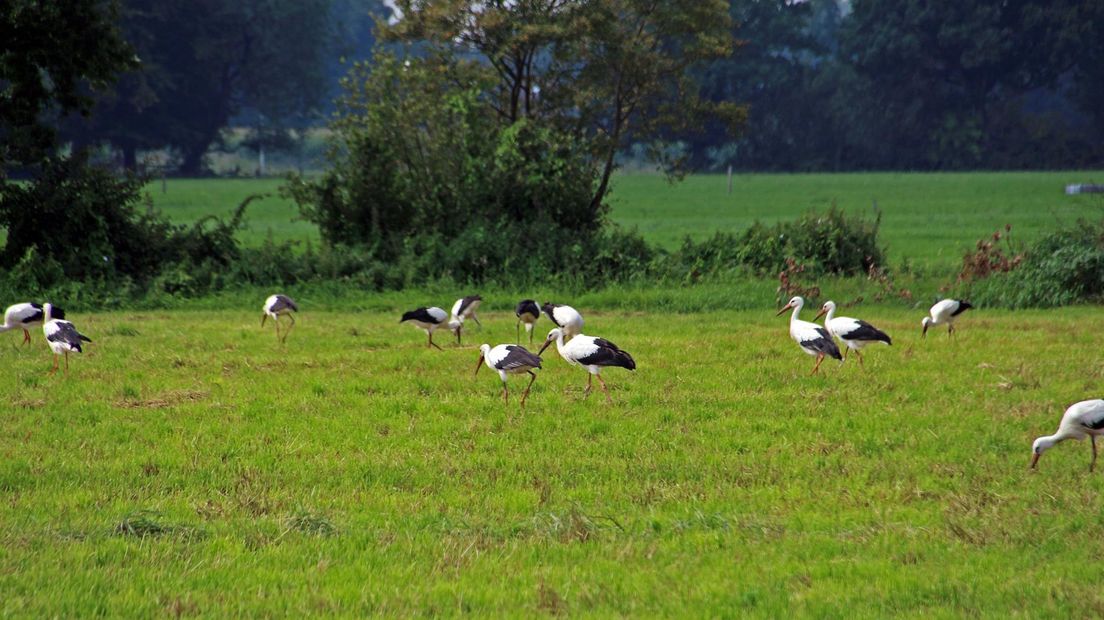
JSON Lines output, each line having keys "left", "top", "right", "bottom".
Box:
{"left": 597, "top": 374, "right": 612, "bottom": 405}
{"left": 429, "top": 332, "right": 443, "bottom": 351}
{"left": 811, "top": 354, "right": 824, "bottom": 375}
{"left": 22, "top": 329, "right": 31, "bottom": 345}
{"left": 1092, "top": 436, "right": 1098, "bottom": 473}
{"left": 520, "top": 371, "right": 537, "bottom": 408}
{"left": 64, "top": 351, "right": 69, "bottom": 375}
{"left": 856, "top": 349, "right": 864, "bottom": 368}
{"left": 503, "top": 383, "right": 509, "bottom": 405}
{"left": 584, "top": 373, "right": 593, "bottom": 398}
{"left": 48, "top": 355, "right": 59, "bottom": 375}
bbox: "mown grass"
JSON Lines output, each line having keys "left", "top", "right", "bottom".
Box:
{"left": 148, "top": 171, "right": 1104, "bottom": 270}
{"left": 2, "top": 304, "right": 1103, "bottom": 615}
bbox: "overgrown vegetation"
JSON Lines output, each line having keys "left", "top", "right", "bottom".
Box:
{"left": 961, "top": 220, "right": 1104, "bottom": 308}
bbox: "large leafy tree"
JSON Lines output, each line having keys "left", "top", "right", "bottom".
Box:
{"left": 387, "top": 0, "right": 746, "bottom": 213}
{"left": 0, "top": 0, "right": 135, "bottom": 173}
{"left": 64, "top": 0, "right": 334, "bottom": 174}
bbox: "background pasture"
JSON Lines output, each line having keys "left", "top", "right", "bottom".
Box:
{"left": 148, "top": 171, "right": 1104, "bottom": 271}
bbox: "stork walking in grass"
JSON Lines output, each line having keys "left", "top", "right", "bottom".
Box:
{"left": 538, "top": 328, "right": 635, "bottom": 404}
{"left": 922, "top": 299, "right": 972, "bottom": 338}
{"left": 1031, "top": 399, "right": 1104, "bottom": 471}
{"left": 515, "top": 299, "right": 540, "bottom": 344}
{"left": 42, "top": 303, "right": 90, "bottom": 375}
{"left": 776, "top": 296, "right": 842, "bottom": 375}
{"left": 541, "top": 302, "right": 584, "bottom": 339}
{"left": 1, "top": 302, "right": 65, "bottom": 346}
{"left": 451, "top": 295, "right": 483, "bottom": 329}
{"left": 261, "top": 294, "right": 298, "bottom": 343}
{"left": 813, "top": 300, "right": 892, "bottom": 367}
{"left": 475, "top": 343, "right": 543, "bottom": 407}
{"left": 400, "top": 306, "right": 458, "bottom": 350}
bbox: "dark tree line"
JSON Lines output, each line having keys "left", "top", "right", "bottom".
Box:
{"left": 11, "top": 0, "right": 1104, "bottom": 176}
{"left": 691, "top": 0, "right": 1104, "bottom": 171}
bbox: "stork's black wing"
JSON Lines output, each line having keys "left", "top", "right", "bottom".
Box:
{"left": 516, "top": 299, "right": 539, "bottom": 318}
{"left": 800, "top": 327, "right": 842, "bottom": 360}
{"left": 497, "top": 345, "right": 542, "bottom": 370}
{"left": 577, "top": 338, "right": 636, "bottom": 370}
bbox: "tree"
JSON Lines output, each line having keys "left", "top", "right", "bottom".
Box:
{"left": 841, "top": 0, "right": 1100, "bottom": 169}
{"left": 64, "top": 0, "right": 335, "bottom": 174}
{"left": 386, "top": 0, "right": 746, "bottom": 214}
{"left": 0, "top": 0, "right": 135, "bottom": 173}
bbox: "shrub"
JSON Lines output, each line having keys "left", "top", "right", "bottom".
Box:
{"left": 664, "top": 206, "right": 885, "bottom": 280}
{"left": 965, "top": 219, "right": 1104, "bottom": 308}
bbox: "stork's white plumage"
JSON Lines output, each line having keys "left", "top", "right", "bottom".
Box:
{"left": 538, "top": 328, "right": 635, "bottom": 404}
{"left": 1031, "top": 399, "right": 1104, "bottom": 471}
{"left": 261, "top": 294, "right": 298, "bottom": 342}
{"left": 41, "top": 303, "right": 90, "bottom": 375}
{"left": 540, "top": 302, "right": 584, "bottom": 339}
{"left": 1, "top": 302, "right": 64, "bottom": 346}
{"left": 813, "top": 300, "right": 892, "bottom": 367}
{"left": 776, "top": 296, "right": 842, "bottom": 375}
{"left": 400, "top": 306, "right": 452, "bottom": 350}
{"left": 922, "top": 299, "right": 972, "bottom": 338}
{"left": 515, "top": 299, "right": 540, "bottom": 344}
{"left": 475, "top": 343, "right": 543, "bottom": 407}
{"left": 451, "top": 295, "right": 483, "bottom": 328}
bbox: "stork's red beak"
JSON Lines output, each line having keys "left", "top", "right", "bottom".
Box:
{"left": 1030, "top": 452, "right": 1040, "bottom": 469}
{"left": 813, "top": 308, "right": 827, "bottom": 321}
{"left": 474, "top": 355, "right": 484, "bottom": 377}
{"left": 537, "top": 338, "right": 553, "bottom": 356}
{"left": 775, "top": 302, "right": 793, "bottom": 317}
{"left": 261, "top": 314, "right": 267, "bottom": 327}
{"left": 921, "top": 323, "right": 929, "bottom": 338}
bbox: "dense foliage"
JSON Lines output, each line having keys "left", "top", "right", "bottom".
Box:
{"left": 665, "top": 206, "right": 885, "bottom": 280}
{"left": 964, "top": 220, "right": 1104, "bottom": 308}
{"left": 61, "top": 0, "right": 343, "bottom": 174}
{"left": 0, "top": 0, "right": 135, "bottom": 171}
{"left": 289, "top": 0, "right": 740, "bottom": 287}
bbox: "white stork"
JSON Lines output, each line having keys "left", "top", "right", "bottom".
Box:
{"left": 922, "top": 299, "right": 972, "bottom": 338}
{"left": 813, "top": 300, "right": 892, "bottom": 367}
{"left": 1, "top": 302, "right": 65, "bottom": 346}
{"left": 261, "top": 294, "right": 298, "bottom": 342}
{"left": 776, "top": 296, "right": 842, "bottom": 375}
{"left": 1031, "top": 399, "right": 1104, "bottom": 471}
{"left": 540, "top": 302, "right": 584, "bottom": 339}
{"left": 451, "top": 295, "right": 482, "bottom": 328}
{"left": 475, "top": 343, "right": 543, "bottom": 407}
{"left": 538, "top": 328, "right": 635, "bottom": 404}
{"left": 515, "top": 299, "right": 540, "bottom": 344}
{"left": 400, "top": 306, "right": 454, "bottom": 350}
{"left": 41, "top": 303, "right": 91, "bottom": 375}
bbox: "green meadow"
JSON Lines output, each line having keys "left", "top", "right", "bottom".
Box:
{"left": 4, "top": 171, "right": 1103, "bottom": 615}
{"left": 2, "top": 306, "right": 1103, "bottom": 615}
{"left": 149, "top": 171, "right": 1104, "bottom": 270}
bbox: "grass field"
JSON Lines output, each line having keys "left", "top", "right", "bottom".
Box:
{"left": 4, "top": 305, "right": 1104, "bottom": 615}
{"left": 149, "top": 171, "right": 1104, "bottom": 271}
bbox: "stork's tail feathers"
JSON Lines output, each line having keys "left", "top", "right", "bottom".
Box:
{"left": 952, "top": 301, "right": 973, "bottom": 316}
{"left": 613, "top": 349, "right": 636, "bottom": 371}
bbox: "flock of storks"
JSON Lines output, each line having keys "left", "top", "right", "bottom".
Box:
{"left": 2, "top": 292, "right": 1100, "bottom": 470}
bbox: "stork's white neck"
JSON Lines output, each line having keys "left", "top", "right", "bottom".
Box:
{"left": 789, "top": 300, "right": 804, "bottom": 325}
{"left": 823, "top": 304, "right": 836, "bottom": 324}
